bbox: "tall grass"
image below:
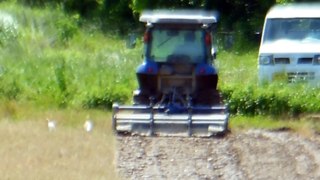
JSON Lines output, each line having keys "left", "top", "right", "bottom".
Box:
{"left": 230, "top": 115, "right": 320, "bottom": 136}
{"left": 217, "top": 50, "right": 258, "bottom": 87}
{"left": 215, "top": 50, "right": 320, "bottom": 116}
{"left": 0, "top": 2, "right": 141, "bottom": 109}
{"left": 1, "top": 2, "right": 320, "bottom": 118}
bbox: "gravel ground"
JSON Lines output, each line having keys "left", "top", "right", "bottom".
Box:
{"left": 116, "top": 130, "right": 320, "bottom": 180}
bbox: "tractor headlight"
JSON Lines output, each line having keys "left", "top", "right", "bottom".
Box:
{"left": 259, "top": 55, "right": 273, "bottom": 65}
{"left": 313, "top": 55, "right": 320, "bottom": 65}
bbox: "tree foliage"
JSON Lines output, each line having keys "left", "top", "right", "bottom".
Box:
{"left": 12, "top": 0, "right": 319, "bottom": 45}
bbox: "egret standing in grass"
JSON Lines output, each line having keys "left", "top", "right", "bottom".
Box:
{"left": 47, "top": 118, "right": 56, "bottom": 132}
{"left": 84, "top": 119, "right": 93, "bottom": 133}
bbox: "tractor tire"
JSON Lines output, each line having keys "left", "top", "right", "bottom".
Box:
{"left": 195, "top": 90, "right": 222, "bottom": 106}
{"left": 133, "top": 94, "right": 150, "bottom": 105}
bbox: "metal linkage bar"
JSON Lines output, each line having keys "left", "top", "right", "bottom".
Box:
{"left": 149, "top": 105, "right": 155, "bottom": 136}
{"left": 187, "top": 96, "right": 192, "bottom": 136}
{"left": 113, "top": 104, "right": 228, "bottom": 112}
{"left": 187, "top": 108, "right": 192, "bottom": 136}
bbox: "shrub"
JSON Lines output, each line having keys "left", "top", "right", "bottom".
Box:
{"left": 55, "top": 14, "right": 79, "bottom": 43}
{"left": 0, "top": 11, "right": 18, "bottom": 46}
{"left": 82, "top": 85, "right": 130, "bottom": 109}
{"left": 221, "top": 84, "right": 320, "bottom": 117}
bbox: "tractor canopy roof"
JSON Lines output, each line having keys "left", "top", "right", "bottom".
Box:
{"left": 139, "top": 10, "right": 218, "bottom": 25}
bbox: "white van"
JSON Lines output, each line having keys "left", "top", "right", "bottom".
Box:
{"left": 258, "top": 3, "right": 320, "bottom": 84}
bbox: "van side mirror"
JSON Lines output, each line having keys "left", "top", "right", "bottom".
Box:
{"left": 254, "top": 31, "right": 262, "bottom": 42}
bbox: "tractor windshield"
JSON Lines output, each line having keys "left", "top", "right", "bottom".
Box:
{"left": 150, "top": 28, "right": 205, "bottom": 63}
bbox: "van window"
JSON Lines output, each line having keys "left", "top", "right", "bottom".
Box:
{"left": 263, "top": 18, "right": 320, "bottom": 43}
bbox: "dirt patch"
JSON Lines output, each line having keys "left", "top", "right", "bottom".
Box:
{"left": 116, "top": 130, "right": 320, "bottom": 179}
{"left": 0, "top": 120, "right": 118, "bottom": 180}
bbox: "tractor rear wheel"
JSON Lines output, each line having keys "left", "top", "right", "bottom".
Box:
{"left": 195, "top": 90, "right": 222, "bottom": 105}
{"left": 133, "top": 94, "right": 149, "bottom": 105}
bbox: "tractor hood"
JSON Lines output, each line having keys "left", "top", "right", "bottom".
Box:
{"left": 260, "top": 39, "right": 320, "bottom": 54}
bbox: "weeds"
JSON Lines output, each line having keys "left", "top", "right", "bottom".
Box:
{"left": 221, "top": 83, "right": 320, "bottom": 116}
{"left": 1, "top": 2, "right": 320, "bottom": 118}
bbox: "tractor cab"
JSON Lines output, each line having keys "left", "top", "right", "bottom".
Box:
{"left": 136, "top": 10, "right": 219, "bottom": 103}
{"left": 141, "top": 10, "right": 217, "bottom": 63}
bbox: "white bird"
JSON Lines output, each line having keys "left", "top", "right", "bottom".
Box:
{"left": 84, "top": 120, "right": 94, "bottom": 132}
{"left": 47, "top": 119, "right": 56, "bottom": 132}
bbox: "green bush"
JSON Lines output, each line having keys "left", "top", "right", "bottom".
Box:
{"left": 221, "top": 84, "right": 320, "bottom": 116}
{"left": 0, "top": 3, "right": 135, "bottom": 108}
{"left": 83, "top": 85, "right": 130, "bottom": 109}
{"left": 0, "top": 11, "right": 18, "bottom": 46}
{"left": 55, "top": 15, "right": 79, "bottom": 43}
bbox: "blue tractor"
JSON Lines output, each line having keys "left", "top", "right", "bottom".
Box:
{"left": 112, "top": 10, "right": 229, "bottom": 137}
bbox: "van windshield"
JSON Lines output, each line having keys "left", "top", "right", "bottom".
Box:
{"left": 150, "top": 28, "right": 205, "bottom": 63}
{"left": 263, "top": 18, "right": 320, "bottom": 43}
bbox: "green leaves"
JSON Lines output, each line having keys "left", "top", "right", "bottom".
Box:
{"left": 55, "top": 15, "right": 79, "bottom": 43}
{"left": 222, "top": 84, "right": 320, "bottom": 116}
{"left": 0, "top": 11, "right": 18, "bottom": 47}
